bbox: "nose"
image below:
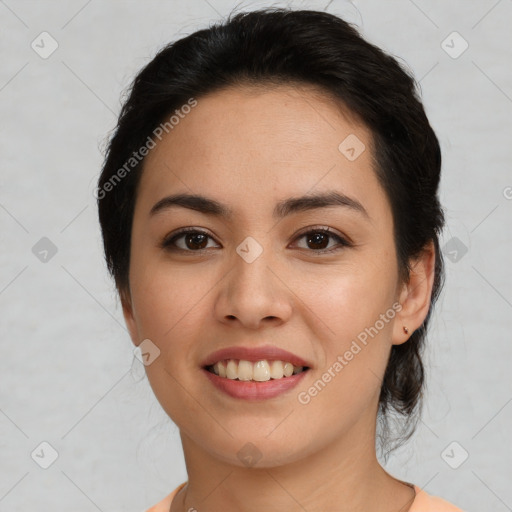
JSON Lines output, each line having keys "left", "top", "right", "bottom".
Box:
{"left": 214, "top": 239, "right": 293, "bottom": 330}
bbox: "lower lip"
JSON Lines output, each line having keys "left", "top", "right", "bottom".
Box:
{"left": 202, "top": 367, "right": 309, "bottom": 401}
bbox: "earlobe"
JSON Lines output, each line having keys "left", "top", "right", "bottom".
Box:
{"left": 392, "top": 240, "right": 436, "bottom": 346}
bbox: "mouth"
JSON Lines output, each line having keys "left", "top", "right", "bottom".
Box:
{"left": 204, "top": 359, "right": 310, "bottom": 382}
{"left": 200, "top": 345, "right": 312, "bottom": 400}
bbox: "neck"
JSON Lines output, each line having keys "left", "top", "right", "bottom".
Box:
{"left": 172, "top": 413, "right": 416, "bottom": 512}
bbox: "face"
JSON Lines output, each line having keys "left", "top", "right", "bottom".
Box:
{"left": 122, "top": 84, "right": 415, "bottom": 468}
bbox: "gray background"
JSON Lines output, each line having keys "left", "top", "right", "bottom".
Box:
{"left": 1, "top": 0, "right": 511, "bottom": 511}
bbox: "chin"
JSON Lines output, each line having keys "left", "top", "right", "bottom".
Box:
{"left": 195, "top": 427, "right": 319, "bottom": 469}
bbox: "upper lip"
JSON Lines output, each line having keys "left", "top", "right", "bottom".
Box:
{"left": 201, "top": 345, "right": 312, "bottom": 368}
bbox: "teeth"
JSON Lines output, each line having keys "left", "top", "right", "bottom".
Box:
{"left": 209, "top": 359, "right": 306, "bottom": 381}
{"left": 269, "top": 360, "right": 283, "bottom": 379}
{"left": 226, "top": 359, "right": 238, "bottom": 379}
{"left": 238, "top": 360, "right": 253, "bottom": 381}
{"left": 253, "top": 361, "right": 270, "bottom": 381}
{"left": 283, "top": 362, "right": 294, "bottom": 377}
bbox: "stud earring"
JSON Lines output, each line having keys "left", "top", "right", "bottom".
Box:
{"left": 403, "top": 326, "right": 409, "bottom": 334}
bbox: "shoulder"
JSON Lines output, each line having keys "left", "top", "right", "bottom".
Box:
{"left": 410, "top": 484, "right": 465, "bottom": 512}
{"left": 145, "top": 482, "right": 187, "bottom": 512}
{"left": 146, "top": 481, "right": 464, "bottom": 512}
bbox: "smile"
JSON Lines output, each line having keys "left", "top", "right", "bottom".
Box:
{"left": 206, "top": 359, "right": 308, "bottom": 381}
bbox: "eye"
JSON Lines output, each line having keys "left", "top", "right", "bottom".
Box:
{"left": 161, "top": 227, "right": 218, "bottom": 252}
{"left": 160, "top": 226, "right": 352, "bottom": 254}
{"left": 291, "top": 227, "right": 351, "bottom": 254}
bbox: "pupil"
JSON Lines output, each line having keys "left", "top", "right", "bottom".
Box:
{"left": 187, "top": 233, "right": 207, "bottom": 250}
{"left": 309, "top": 232, "right": 328, "bottom": 249}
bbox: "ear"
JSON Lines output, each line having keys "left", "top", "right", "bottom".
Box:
{"left": 120, "top": 286, "right": 141, "bottom": 348}
{"left": 392, "top": 239, "right": 436, "bottom": 345}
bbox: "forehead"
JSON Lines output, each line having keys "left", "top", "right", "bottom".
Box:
{"left": 136, "top": 84, "right": 389, "bottom": 223}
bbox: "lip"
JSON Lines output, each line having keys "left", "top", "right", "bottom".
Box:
{"left": 202, "top": 367, "right": 309, "bottom": 401}
{"left": 201, "top": 345, "right": 312, "bottom": 368}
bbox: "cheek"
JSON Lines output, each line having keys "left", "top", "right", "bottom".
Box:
{"left": 298, "top": 257, "right": 396, "bottom": 341}
{"left": 130, "top": 259, "right": 213, "bottom": 337}
{"left": 295, "top": 276, "right": 392, "bottom": 431}
{"left": 294, "top": 262, "right": 395, "bottom": 400}
{"left": 128, "top": 264, "right": 214, "bottom": 423}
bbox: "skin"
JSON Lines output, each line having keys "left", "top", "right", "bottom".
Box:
{"left": 122, "top": 84, "right": 436, "bottom": 512}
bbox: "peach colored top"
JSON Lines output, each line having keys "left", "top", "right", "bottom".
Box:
{"left": 145, "top": 482, "right": 464, "bottom": 511}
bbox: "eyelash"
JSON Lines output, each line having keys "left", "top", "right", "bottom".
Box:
{"left": 160, "top": 226, "right": 352, "bottom": 255}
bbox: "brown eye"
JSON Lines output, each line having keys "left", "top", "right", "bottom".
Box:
{"left": 161, "top": 226, "right": 351, "bottom": 255}
{"left": 293, "top": 228, "right": 351, "bottom": 254}
{"left": 181, "top": 232, "right": 209, "bottom": 250}
{"left": 161, "top": 228, "right": 218, "bottom": 252}
{"left": 305, "top": 232, "right": 330, "bottom": 250}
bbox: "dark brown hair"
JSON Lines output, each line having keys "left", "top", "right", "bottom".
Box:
{"left": 97, "top": 7, "right": 445, "bottom": 457}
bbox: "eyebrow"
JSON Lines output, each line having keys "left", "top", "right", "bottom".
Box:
{"left": 149, "top": 191, "right": 370, "bottom": 221}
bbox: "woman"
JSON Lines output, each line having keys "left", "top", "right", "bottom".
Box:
{"left": 97, "top": 7, "right": 464, "bottom": 512}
